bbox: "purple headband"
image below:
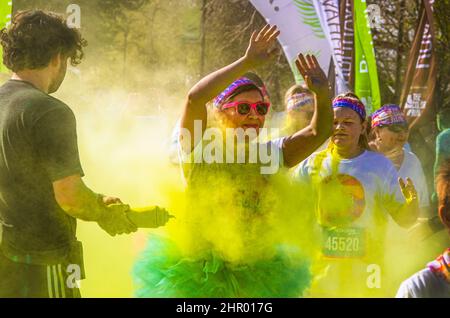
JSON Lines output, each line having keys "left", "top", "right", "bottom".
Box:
{"left": 332, "top": 96, "right": 366, "bottom": 120}
{"left": 213, "top": 77, "right": 264, "bottom": 108}
{"left": 371, "top": 104, "right": 407, "bottom": 128}
{"left": 287, "top": 93, "right": 314, "bottom": 111}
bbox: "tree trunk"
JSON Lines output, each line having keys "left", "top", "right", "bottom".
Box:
{"left": 200, "top": 0, "right": 207, "bottom": 78}
{"left": 394, "top": 0, "right": 406, "bottom": 101}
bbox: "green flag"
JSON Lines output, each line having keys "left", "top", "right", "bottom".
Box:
{"left": 354, "top": 0, "right": 380, "bottom": 115}
{"left": 0, "top": 1, "right": 12, "bottom": 73}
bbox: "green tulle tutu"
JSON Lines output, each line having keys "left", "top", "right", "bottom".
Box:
{"left": 133, "top": 235, "right": 312, "bottom": 298}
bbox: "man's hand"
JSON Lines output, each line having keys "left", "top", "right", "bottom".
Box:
{"left": 127, "top": 206, "right": 174, "bottom": 228}
{"left": 97, "top": 203, "right": 138, "bottom": 236}
{"left": 244, "top": 24, "right": 280, "bottom": 67}
{"left": 99, "top": 195, "right": 122, "bottom": 206}
{"left": 295, "top": 54, "right": 331, "bottom": 98}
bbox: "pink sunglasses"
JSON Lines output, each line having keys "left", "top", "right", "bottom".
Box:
{"left": 221, "top": 101, "right": 271, "bottom": 116}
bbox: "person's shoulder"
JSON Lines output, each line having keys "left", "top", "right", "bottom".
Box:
{"left": 358, "top": 151, "right": 399, "bottom": 178}
{"left": 19, "top": 83, "right": 71, "bottom": 113}
{"left": 1, "top": 81, "right": 73, "bottom": 122}
{"left": 399, "top": 151, "right": 427, "bottom": 187}
{"left": 397, "top": 269, "right": 429, "bottom": 298}
{"left": 39, "top": 94, "right": 72, "bottom": 113}
{"left": 8, "top": 82, "right": 73, "bottom": 115}
{"left": 412, "top": 268, "right": 438, "bottom": 284}
{"left": 31, "top": 94, "right": 74, "bottom": 121}
{"left": 398, "top": 268, "right": 445, "bottom": 298}
{"left": 403, "top": 150, "right": 423, "bottom": 168}
{"left": 294, "top": 151, "right": 323, "bottom": 176}
{"left": 302, "top": 150, "right": 323, "bottom": 164}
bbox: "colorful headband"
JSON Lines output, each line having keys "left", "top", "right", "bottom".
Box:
{"left": 213, "top": 77, "right": 264, "bottom": 108}
{"left": 260, "top": 85, "right": 270, "bottom": 101}
{"left": 332, "top": 96, "right": 366, "bottom": 120}
{"left": 287, "top": 93, "right": 314, "bottom": 111}
{"left": 371, "top": 104, "right": 407, "bottom": 128}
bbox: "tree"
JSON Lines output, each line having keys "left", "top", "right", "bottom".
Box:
{"left": 369, "top": 0, "right": 450, "bottom": 190}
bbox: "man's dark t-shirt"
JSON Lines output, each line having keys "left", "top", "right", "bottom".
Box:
{"left": 0, "top": 80, "right": 84, "bottom": 263}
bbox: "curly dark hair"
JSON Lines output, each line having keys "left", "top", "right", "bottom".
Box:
{"left": 0, "top": 10, "right": 87, "bottom": 72}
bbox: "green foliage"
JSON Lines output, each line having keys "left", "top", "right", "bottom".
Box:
{"left": 294, "top": 0, "right": 325, "bottom": 39}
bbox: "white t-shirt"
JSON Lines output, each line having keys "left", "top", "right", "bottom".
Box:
{"left": 396, "top": 268, "right": 450, "bottom": 298}
{"left": 296, "top": 150, "right": 405, "bottom": 230}
{"left": 176, "top": 128, "right": 286, "bottom": 182}
{"left": 398, "top": 150, "right": 430, "bottom": 209}
{"left": 295, "top": 150, "right": 406, "bottom": 297}
{"left": 169, "top": 120, "right": 286, "bottom": 180}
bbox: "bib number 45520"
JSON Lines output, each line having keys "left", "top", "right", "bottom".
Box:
{"left": 322, "top": 227, "right": 365, "bottom": 258}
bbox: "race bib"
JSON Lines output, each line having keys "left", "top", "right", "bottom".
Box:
{"left": 322, "top": 227, "right": 366, "bottom": 258}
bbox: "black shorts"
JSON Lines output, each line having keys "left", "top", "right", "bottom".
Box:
{"left": 0, "top": 250, "right": 81, "bottom": 298}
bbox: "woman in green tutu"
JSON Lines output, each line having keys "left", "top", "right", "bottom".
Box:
{"left": 133, "top": 25, "right": 333, "bottom": 298}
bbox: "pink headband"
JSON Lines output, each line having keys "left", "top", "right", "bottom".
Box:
{"left": 371, "top": 104, "right": 407, "bottom": 128}
{"left": 213, "top": 77, "right": 265, "bottom": 108}
{"left": 332, "top": 96, "right": 366, "bottom": 120}
{"left": 287, "top": 93, "right": 314, "bottom": 111}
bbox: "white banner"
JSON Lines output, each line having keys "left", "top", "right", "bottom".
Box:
{"left": 250, "top": 0, "right": 332, "bottom": 84}
{"left": 313, "top": 0, "right": 349, "bottom": 93}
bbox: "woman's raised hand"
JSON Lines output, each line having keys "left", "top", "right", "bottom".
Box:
{"left": 295, "top": 53, "right": 330, "bottom": 97}
{"left": 244, "top": 24, "right": 280, "bottom": 66}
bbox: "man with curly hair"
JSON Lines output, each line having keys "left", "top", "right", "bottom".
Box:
{"left": 0, "top": 10, "right": 137, "bottom": 298}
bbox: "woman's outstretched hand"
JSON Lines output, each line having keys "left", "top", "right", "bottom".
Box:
{"left": 295, "top": 53, "right": 330, "bottom": 97}
{"left": 244, "top": 24, "right": 280, "bottom": 67}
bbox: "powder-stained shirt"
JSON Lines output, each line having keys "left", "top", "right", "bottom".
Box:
{"left": 295, "top": 150, "right": 405, "bottom": 230}
{"left": 0, "top": 80, "right": 84, "bottom": 262}
{"left": 295, "top": 150, "right": 406, "bottom": 297}
{"left": 174, "top": 130, "right": 288, "bottom": 262}
{"left": 396, "top": 268, "right": 450, "bottom": 298}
